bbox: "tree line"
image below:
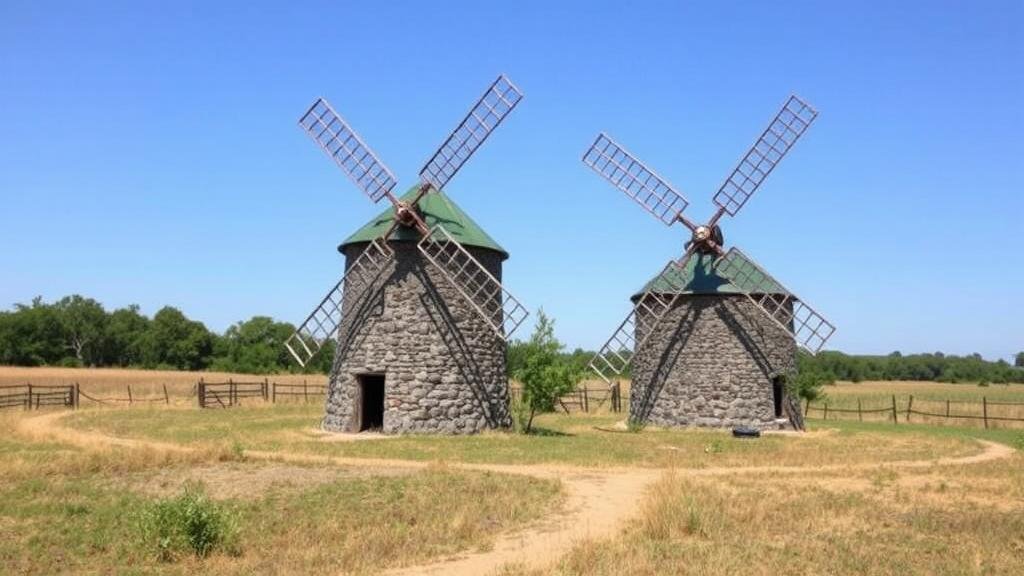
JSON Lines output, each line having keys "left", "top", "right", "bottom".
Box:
{"left": 798, "top": 350, "right": 1024, "bottom": 385}
{"left": 0, "top": 295, "right": 333, "bottom": 374}
{"left": 3, "top": 294, "right": 1021, "bottom": 385}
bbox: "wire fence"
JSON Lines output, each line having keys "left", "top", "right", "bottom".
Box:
{"left": 805, "top": 394, "right": 1024, "bottom": 429}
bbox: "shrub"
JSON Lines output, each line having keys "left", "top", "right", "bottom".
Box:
{"left": 510, "top": 310, "right": 582, "bottom": 434}
{"left": 139, "top": 484, "right": 239, "bottom": 561}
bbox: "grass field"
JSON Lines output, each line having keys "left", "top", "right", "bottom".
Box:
{"left": 3, "top": 369, "right": 1024, "bottom": 574}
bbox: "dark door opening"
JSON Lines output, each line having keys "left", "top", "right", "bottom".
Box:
{"left": 358, "top": 374, "right": 385, "bottom": 432}
{"left": 772, "top": 377, "right": 784, "bottom": 418}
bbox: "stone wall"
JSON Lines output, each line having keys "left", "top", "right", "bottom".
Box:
{"left": 322, "top": 240, "right": 511, "bottom": 434}
{"left": 630, "top": 293, "right": 798, "bottom": 430}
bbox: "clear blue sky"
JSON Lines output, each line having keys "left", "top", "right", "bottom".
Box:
{"left": 1, "top": 1, "right": 1021, "bottom": 360}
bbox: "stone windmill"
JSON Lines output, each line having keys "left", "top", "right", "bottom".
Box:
{"left": 583, "top": 95, "right": 835, "bottom": 431}
{"left": 286, "top": 75, "right": 529, "bottom": 434}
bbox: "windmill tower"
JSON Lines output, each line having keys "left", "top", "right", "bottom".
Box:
{"left": 287, "top": 75, "right": 529, "bottom": 434}
{"left": 584, "top": 96, "right": 835, "bottom": 431}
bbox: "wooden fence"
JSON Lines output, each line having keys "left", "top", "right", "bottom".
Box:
{"left": 509, "top": 381, "right": 626, "bottom": 413}
{"left": 805, "top": 394, "right": 1024, "bottom": 429}
{"left": 78, "top": 384, "right": 170, "bottom": 406}
{"left": 272, "top": 381, "right": 328, "bottom": 403}
{"left": 0, "top": 384, "right": 78, "bottom": 410}
{"left": 198, "top": 379, "right": 327, "bottom": 408}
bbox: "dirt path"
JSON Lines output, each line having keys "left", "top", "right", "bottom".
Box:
{"left": 15, "top": 412, "right": 1016, "bottom": 576}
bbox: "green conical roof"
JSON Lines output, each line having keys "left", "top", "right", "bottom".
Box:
{"left": 632, "top": 252, "right": 786, "bottom": 298}
{"left": 339, "top": 186, "right": 508, "bottom": 259}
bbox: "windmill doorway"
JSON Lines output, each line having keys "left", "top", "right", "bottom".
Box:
{"left": 357, "top": 374, "right": 385, "bottom": 432}
{"left": 772, "top": 377, "right": 784, "bottom": 418}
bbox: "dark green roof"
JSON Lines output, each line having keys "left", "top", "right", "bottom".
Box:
{"left": 339, "top": 186, "right": 508, "bottom": 258}
{"left": 632, "top": 252, "right": 786, "bottom": 298}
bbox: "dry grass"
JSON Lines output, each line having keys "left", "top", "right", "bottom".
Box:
{"left": 0, "top": 411, "right": 562, "bottom": 575}
{"left": 827, "top": 380, "right": 1024, "bottom": 402}
{"left": 814, "top": 380, "right": 1024, "bottom": 429}
{"left": 501, "top": 452, "right": 1024, "bottom": 575}
{"left": 0, "top": 366, "right": 327, "bottom": 405}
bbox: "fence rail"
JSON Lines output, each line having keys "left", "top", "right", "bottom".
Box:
{"left": 272, "top": 382, "right": 328, "bottom": 403}
{"left": 509, "top": 381, "right": 627, "bottom": 413}
{"left": 0, "top": 384, "right": 78, "bottom": 410}
{"left": 805, "top": 394, "right": 1024, "bottom": 429}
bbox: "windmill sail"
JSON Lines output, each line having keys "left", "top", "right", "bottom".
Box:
{"left": 419, "top": 75, "right": 524, "bottom": 192}
{"left": 713, "top": 247, "right": 835, "bottom": 353}
{"left": 589, "top": 257, "right": 690, "bottom": 383}
{"left": 299, "top": 97, "right": 398, "bottom": 203}
{"left": 284, "top": 238, "right": 394, "bottom": 366}
{"left": 583, "top": 133, "right": 690, "bottom": 226}
{"left": 417, "top": 224, "right": 528, "bottom": 340}
{"left": 712, "top": 95, "right": 817, "bottom": 217}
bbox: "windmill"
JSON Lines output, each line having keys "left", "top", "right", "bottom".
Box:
{"left": 583, "top": 95, "right": 835, "bottom": 430}
{"left": 286, "top": 75, "right": 529, "bottom": 434}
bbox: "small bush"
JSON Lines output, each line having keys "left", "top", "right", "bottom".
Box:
{"left": 139, "top": 484, "right": 239, "bottom": 561}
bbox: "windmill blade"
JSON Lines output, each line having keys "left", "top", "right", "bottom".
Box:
{"left": 284, "top": 238, "right": 394, "bottom": 366}
{"left": 298, "top": 98, "right": 399, "bottom": 203}
{"left": 712, "top": 95, "right": 818, "bottom": 217}
{"left": 589, "top": 258, "right": 690, "bottom": 383}
{"left": 419, "top": 75, "right": 524, "bottom": 191}
{"left": 583, "top": 133, "right": 690, "bottom": 227}
{"left": 417, "top": 224, "right": 529, "bottom": 340}
{"left": 713, "top": 247, "right": 835, "bottom": 354}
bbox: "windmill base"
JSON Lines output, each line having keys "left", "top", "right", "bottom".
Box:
{"left": 630, "top": 293, "right": 799, "bottom": 430}
{"left": 321, "top": 241, "right": 512, "bottom": 435}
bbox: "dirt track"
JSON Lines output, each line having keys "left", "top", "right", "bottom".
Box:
{"left": 15, "top": 412, "right": 1015, "bottom": 576}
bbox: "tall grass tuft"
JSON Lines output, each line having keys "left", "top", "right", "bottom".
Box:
{"left": 138, "top": 483, "right": 239, "bottom": 561}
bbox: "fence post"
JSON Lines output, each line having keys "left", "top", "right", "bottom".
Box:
{"left": 163, "top": 384, "right": 170, "bottom": 405}
{"left": 906, "top": 395, "right": 913, "bottom": 423}
{"left": 983, "top": 397, "right": 989, "bottom": 429}
{"left": 823, "top": 403, "right": 829, "bottom": 421}
{"left": 858, "top": 399, "right": 863, "bottom": 422}
{"left": 304, "top": 379, "right": 309, "bottom": 403}
{"left": 263, "top": 378, "right": 269, "bottom": 402}
{"left": 27, "top": 384, "right": 33, "bottom": 411}
{"left": 229, "top": 379, "right": 237, "bottom": 407}
{"left": 127, "top": 385, "right": 133, "bottom": 406}
{"left": 891, "top": 395, "right": 898, "bottom": 424}
{"left": 198, "top": 381, "right": 206, "bottom": 408}
{"left": 272, "top": 382, "right": 277, "bottom": 403}
{"left": 946, "top": 399, "right": 950, "bottom": 418}
{"left": 74, "top": 383, "right": 80, "bottom": 409}
{"left": 804, "top": 397, "right": 810, "bottom": 418}
{"left": 583, "top": 387, "right": 589, "bottom": 413}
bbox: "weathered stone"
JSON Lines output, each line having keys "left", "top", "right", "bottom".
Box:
{"left": 322, "top": 241, "right": 512, "bottom": 434}
{"left": 630, "top": 294, "right": 798, "bottom": 430}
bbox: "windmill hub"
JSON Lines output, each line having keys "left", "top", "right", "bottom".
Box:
{"left": 394, "top": 201, "right": 419, "bottom": 227}
{"left": 689, "top": 224, "right": 724, "bottom": 254}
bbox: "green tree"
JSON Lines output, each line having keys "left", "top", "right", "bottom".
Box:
{"left": 54, "top": 295, "right": 108, "bottom": 366}
{"left": 1015, "top": 352, "right": 1024, "bottom": 368}
{"left": 103, "top": 305, "right": 150, "bottom": 366}
{"left": 0, "top": 297, "right": 64, "bottom": 365}
{"left": 212, "top": 316, "right": 295, "bottom": 373}
{"left": 510, "top": 310, "right": 582, "bottom": 433}
{"left": 139, "top": 307, "right": 214, "bottom": 370}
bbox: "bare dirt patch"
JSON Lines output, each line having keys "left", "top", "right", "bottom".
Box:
{"left": 108, "top": 461, "right": 411, "bottom": 500}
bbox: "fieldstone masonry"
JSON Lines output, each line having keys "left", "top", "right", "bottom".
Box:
{"left": 322, "top": 241, "right": 511, "bottom": 434}
{"left": 631, "top": 293, "right": 799, "bottom": 430}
